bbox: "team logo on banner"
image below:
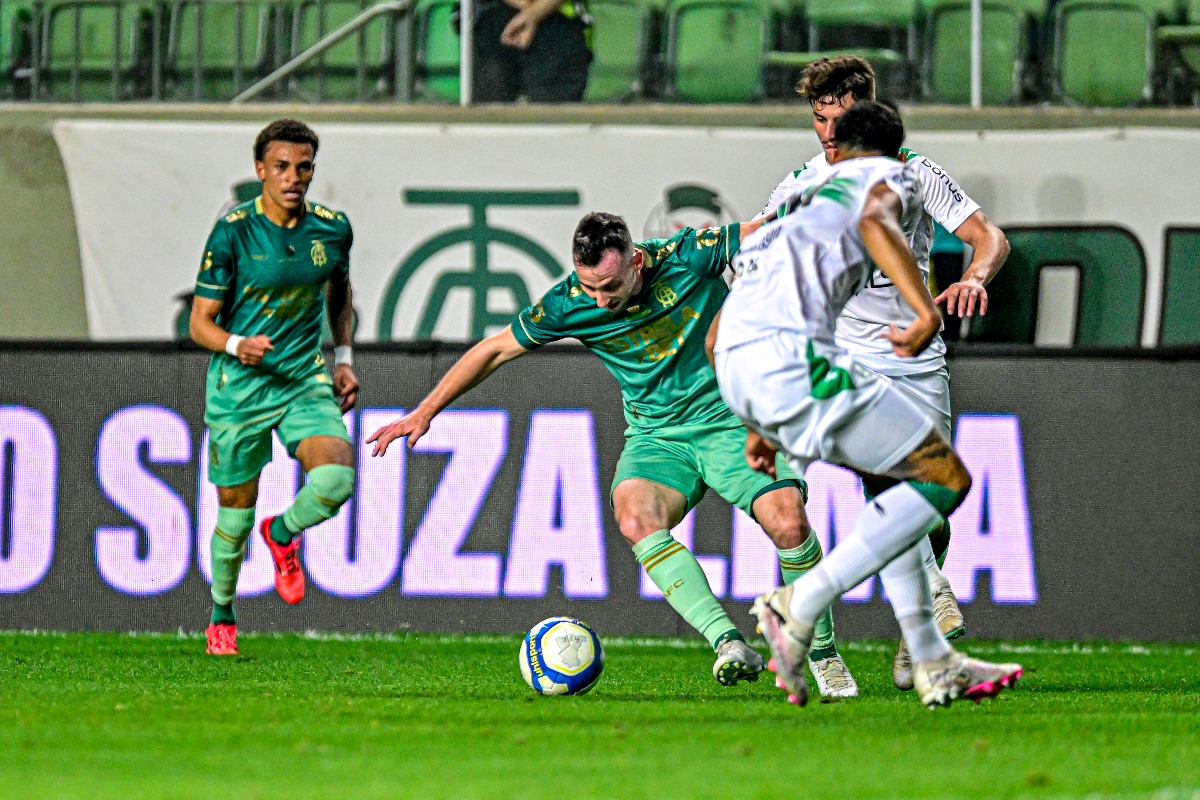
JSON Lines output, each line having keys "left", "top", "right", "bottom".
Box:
{"left": 378, "top": 189, "right": 578, "bottom": 341}
{"left": 643, "top": 184, "right": 738, "bottom": 238}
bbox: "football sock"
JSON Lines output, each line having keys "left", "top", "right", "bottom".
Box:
{"left": 789, "top": 483, "right": 943, "bottom": 623}
{"left": 929, "top": 519, "right": 952, "bottom": 569}
{"left": 276, "top": 464, "right": 356, "bottom": 544}
{"left": 634, "top": 530, "right": 739, "bottom": 651}
{"left": 881, "top": 544, "right": 952, "bottom": 663}
{"left": 210, "top": 506, "right": 255, "bottom": 612}
{"left": 918, "top": 535, "right": 952, "bottom": 594}
{"left": 778, "top": 536, "right": 837, "bottom": 657}
{"left": 210, "top": 602, "right": 236, "bottom": 626}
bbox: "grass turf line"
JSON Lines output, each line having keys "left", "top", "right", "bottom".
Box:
{"left": 0, "top": 632, "right": 1196, "bottom": 800}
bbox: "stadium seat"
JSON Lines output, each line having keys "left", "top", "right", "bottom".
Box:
{"left": 922, "top": 0, "right": 1047, "bottom": 104}
{"left": 291, "top": 0, "right": 400, "bottom": 101}
{"left": 166, "top": 0, "right": 281, "bottom": 101}
{"left": 1157, "top": 0, "right": 1200, "bottom": 103}
{"left": 413, "top": 0, "right": 459, "bottom": 102}
{"left": 2, "top": 1, "right": 37, "bottom": 98}
{"left": 38, "top": 0, "right": 159, "bottom": 101}
{"left": 1053, "top": 0, "right": 1177, "bottom": 106}
{"left": 1159, "top": 227, "right": 1200, "bottom": 345}
{"left": 584, "top": 0, "right": 649, "bottom": 101}
{"left": 967, "top": 227, "right": 1145, "bottom": 347}
{"left": 803, "top": 0, "right": 919, "bottom": 90}
{"left": 663, "top": 0, "right": 772, "bottom": 102}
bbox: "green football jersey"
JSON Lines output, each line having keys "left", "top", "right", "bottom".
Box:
{"left": 194, "top": 197, "right": 353, "bottom": 405}
{"left": 512, "top": 224, "right": 741, "bottom": 433}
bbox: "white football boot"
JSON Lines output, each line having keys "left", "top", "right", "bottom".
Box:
{"left": 712, "top": 638, "right": 764, "bottom": 686}
{"left": 894, "top": 585, "right": 968, "bottom": 691}
{"left": 750, "top": 583, "right": 814, "bottom": 707}
{"left": 913, "top": 649, "right": 1023, "bottom": 709}
{"left": 809, "top": 653, "right": 859, "bottom": 699}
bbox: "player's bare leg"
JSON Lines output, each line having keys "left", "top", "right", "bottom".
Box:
{"left": 260, "top": 436, "right": 355, "bottom": 605}
{"left": 207, "top": 477, "right": 260, "bottom": 655}
{"left": 752, "top": 487, "right": 857, "bottom": 698}
{"left": 615, "top": 478, "right": 763, "bottom": 686}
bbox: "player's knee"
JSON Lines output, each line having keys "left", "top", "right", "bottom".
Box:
{"left": 308, "top": 464, "right": 355, "bottom": 509}
{"left": 759, "top": 508, "right": 811, "bottom": 550}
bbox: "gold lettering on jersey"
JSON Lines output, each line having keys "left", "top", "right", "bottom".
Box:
{"left": 530, "top": 301, "right": 545, "bottom": 324}
{"left": 311, "top": 240, "right": 328, "bottom": 267}
{"left": 655, "top": 241, "right": 678, "bottom": 262}
{"left": 695, "top": 228, "right": 720, "bottom": 248}
{"left": 568, "top": 286, "right": 583, "bottom": 298}
{"left": 204, "top": 251, "right": 214, "bottom": 269}
{"left": 314, "top": 205, "right": 337, "bottom": 221}
{"left": 652, "top": 284, "right": 678, "bottom": 308}
{"left": 224, "top": 209, "right": 249, "bottom": 223}
{"left": 596, "top": 306, "right": 701, "bottom": 363}
{"left": 264, "top": 286, "right": 318, "bottom": 321}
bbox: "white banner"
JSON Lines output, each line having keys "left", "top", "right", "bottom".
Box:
{"left": 53, "top": 121, "right": 1200, "bottom": 344}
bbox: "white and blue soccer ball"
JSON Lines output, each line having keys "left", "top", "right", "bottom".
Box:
{"left": 519, "top": 617, "right": 604, "bottom": 696}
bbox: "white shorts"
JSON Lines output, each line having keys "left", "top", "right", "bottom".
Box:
{"left": 890, "top": 366, "right": 952, "bottom": 440}
{"left": 715, "top": 332, "right": 935, "bottom": 477}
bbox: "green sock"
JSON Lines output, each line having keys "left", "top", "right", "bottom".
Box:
{"left": 210, "top": 602, "right": 235, "bottom": 626}
{"left": 268, "top": 515, "right": 295, "bottom": 546}
{"left": 778, "top": 536, "right": 837, "bottom": 656}
{"left": 279, "top": 464, "right": 355, "bottom": 542}
{"left": 210, "top": 506, "right": 255, "bottom": 613}
{"left": 633, "top": 530, "right": 739, "bottom": 651}
{"left": 929, "top": 519, "right": 952, "bottom": 569}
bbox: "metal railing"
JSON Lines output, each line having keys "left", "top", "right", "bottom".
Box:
{"left": 232, "top": 0, "right": 413, "bottom": 102}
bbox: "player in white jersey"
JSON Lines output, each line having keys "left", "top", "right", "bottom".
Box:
{"left": 712, "top": 100, "right": 1022, "bottom": 709}
{"left": 759, "top": 56, "right": 1011, "bottom": 690}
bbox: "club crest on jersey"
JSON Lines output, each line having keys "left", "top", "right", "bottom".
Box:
{"left": 652, "top": 283, "right": 678, "bottom": 308}
{"left": 311, "top": 240, "right": 328, "bottom": 267}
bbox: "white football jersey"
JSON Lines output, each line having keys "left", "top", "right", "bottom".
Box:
{"left": 717, "top": 156, "right": 924, "bottom": 354}
{"left": 759, "top": 148, "right": 980, "bottom": 375}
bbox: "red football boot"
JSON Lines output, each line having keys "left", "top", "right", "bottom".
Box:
{"left": 205, "top": 623, "right": 238, "bottom": 656}
{"left": 260, "top": 516, "right": 306, "bottom": 604}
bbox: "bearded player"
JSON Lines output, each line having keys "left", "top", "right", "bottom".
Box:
{"left": 369, "top": 213, "right": 860, "bottom": 698}
{"left": 191, "top": 119, "right": 358, "bottom": 656}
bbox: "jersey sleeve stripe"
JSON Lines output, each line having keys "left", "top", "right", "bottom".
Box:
{"left": 515, "top": 316, "right": 546, "bottom": 347}
{"left": 196, "top": 281, "right": 227, "bottom": 291}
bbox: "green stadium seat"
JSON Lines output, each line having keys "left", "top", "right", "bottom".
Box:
{"left": 413, "top": 0, "right": 459, "bottom": 102}
{"left": 39, "top": 0, "right": 158, "bottom": 101}
{"left": 584, "top": 0, "right": 649, "bottom": 101}
{"left": 1159, "top": 227, "right": 1200, "bottom": 345}
{"left": 663, "top": 0, "right": 772, "bottom": 102}
{"left": 805, "top": 0, "right": 918, "bottom": 84}
{"left": 1053, "top": 0, "right": 1177, "bottom": 106}
{"left": 1157, "top": 0, "right": 1200, "bottom": 102}
{"left": 922, "top": 0, "right": 1047, "bottom": 104}
{"left": 291, "top": 0, "right": 400, "bottom": 101}
{"left": 166, "top": 0, "right": 280, "bottom": 101}
{"left": 3, "top": 1, "right": 37, "bottom": 98}
{"left": 967, "top": 227, "right": 1146, "bottom": 347}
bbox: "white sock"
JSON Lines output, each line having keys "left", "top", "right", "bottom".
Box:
{"left": 919, "top": 535, "right": 952, "bottom": 594}
{"left": 882, "top": 544, "right": 952, "bottom": 663}
{"left": 789, "top": 483, "right": 943, "bottom": 622}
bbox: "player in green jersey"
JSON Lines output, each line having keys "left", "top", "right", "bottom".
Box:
{"left": 368, "top": 212, "right": 859, "bottom": 697}
{"left": 191, "top": 119, "right": 359, "bottom": 656}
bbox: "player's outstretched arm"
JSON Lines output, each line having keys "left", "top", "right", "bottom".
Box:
{"left": 858, "top": 183, "right": 941, "bottom": 358}
{"left": 326, "top": 274, "right": 359, "bottom": 412}
{"left": 367, "top": 326, "right": 529, "bottom": 456}
{"left": 935, "top": 210, "right": 1010, "bottom": 318}
{"left": 189, "top": 295, "right": 273, "bottom": 366}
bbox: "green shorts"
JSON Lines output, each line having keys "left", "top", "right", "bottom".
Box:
{"left": 205, "top": 373, "right": 350, "bottom": 487}
{"left": 612, "top": 418, "right": 806, "bottom": 519}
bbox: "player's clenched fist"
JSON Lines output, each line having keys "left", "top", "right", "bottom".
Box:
{"left": 367, "top": 412, "right": 431, "bottom": 456}
{"left": 234, "top": 335, "right": 273, "bottom": 366}
{"left": 334, "top": 364, "right": 359, "bottom": 412}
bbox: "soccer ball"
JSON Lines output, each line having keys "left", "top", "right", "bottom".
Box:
{"left": 519, "top": 617, "right": 604, "bottom": 696}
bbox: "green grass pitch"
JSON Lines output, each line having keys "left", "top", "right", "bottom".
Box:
{"left": 1, "top": 632, "right": 1196, "bottom": 800}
